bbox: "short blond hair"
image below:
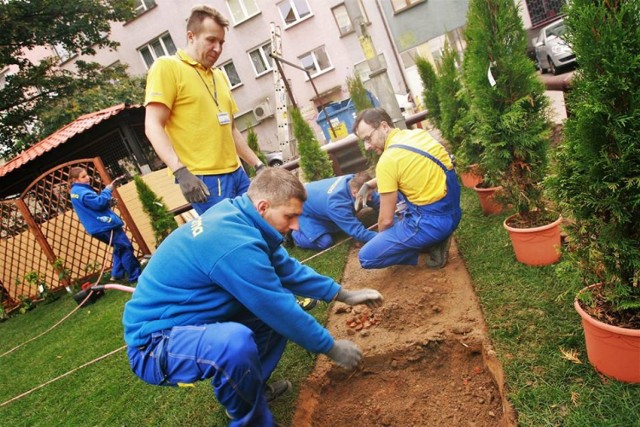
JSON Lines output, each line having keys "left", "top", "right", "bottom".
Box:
{"left": 187, "top": 4, "right": 229, "bottom": 34}
{"left": 247, "top": 168, "right": 307, "bottom": 207}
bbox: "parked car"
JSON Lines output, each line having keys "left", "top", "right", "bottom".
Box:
{"left": 265, "top": 151, "right": 284, "bottom": 167}
{"left": 533, "top": 18, "right": 576, "bottom": 75}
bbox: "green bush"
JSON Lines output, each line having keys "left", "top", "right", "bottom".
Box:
{"left": 463, "top": 0, "right": 552, "bottom": 223}
{"left": 134, "top": 176, "right": 178, "bottom": 246}
{"left": 346, "top": 73, "right": 379, "bottom": 169}
{"left": 548, "top": 1, "right": 640, "bottom": 319}
{"left": 290, "top": 108, "right": 333, "bottom": 182}
{"left": 246, "top": 126, "right": 268, "bottom": 177}
{"left": 437, "top": 42, "right": 466, "bottom": 155}
{"left": 415, "top": 56, "right": 441, "bottom": 128}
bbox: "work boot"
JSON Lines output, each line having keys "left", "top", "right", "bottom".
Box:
{"left": 264, "top": 379, "right": 292, "bottom": 402}
{"left": 426, "top": 235, "right": 452, "bottom": 269}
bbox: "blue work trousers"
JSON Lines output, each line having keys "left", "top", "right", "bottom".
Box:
{"left": 127, "top": 310, "right": 287, "bottom": 426}
{"left": 93, "top": 228, "right": 141, "bottom": 282}
{"left": 292, "top": 229, "right": 334, "bottom": 251}
{"left": 190, "top": 167, "right": 251, "bottom": 215}
{"left": 359, "top": 168, "right": 461, "bottom": 269}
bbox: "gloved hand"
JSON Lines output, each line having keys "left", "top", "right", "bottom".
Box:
{"left": 254, "top": 162, "right": 266, "bottom": 175}
{"left": 109, "top": 197, "right": 118, "bottom": 208}
{"left": 336, "top": 288, "right": 383, "bottom": 309}
{"left": 326, "top": 339, "right": 362, "bottom": 369}
{"left": 174, "top": 167, "right": 210, "bottom": 204}
{"left": 354, "top": 182, "right": 371, "bottom": 212}
{"left": 105, "top": 175, "right": 125, "bottom": 191}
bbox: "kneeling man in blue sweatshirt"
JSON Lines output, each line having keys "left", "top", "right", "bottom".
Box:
{"left": 123, "top": 168, "right": 383, "bottom": 427}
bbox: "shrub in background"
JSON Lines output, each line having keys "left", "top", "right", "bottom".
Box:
{"left": 346, "top": 73, "right": 379, "bottom": 168}
{"left": 548, "top": 0, "right": 640, "bottom": 323}
{"left": 415, "top": 56, "right": 441, "bottom": 129}
{"left": 436, "top": 41, "right": 466, "bottom": 155}
{"left": 134, "top": 175, "right": 178, "bottom": 246}
{"left": 246, "top": 126, "right": 268, "bottom": 177}
{"left": 463, "top": 0, "right": 552, "bottom": 224}
{"left": 290, "top": 108, "right": 334, "bottom": 182}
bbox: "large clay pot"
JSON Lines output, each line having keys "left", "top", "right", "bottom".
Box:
{"left": 503, "top": 214, "right": 562, "bottom": 266}
{"left": 473, "top": 184, "right": 503, "bottom": 216}
{"left": 460, "top": 166, "right": 483, "bottom": 189}
{"left": 575, "top": 285, "right": 640, "bottom": 383}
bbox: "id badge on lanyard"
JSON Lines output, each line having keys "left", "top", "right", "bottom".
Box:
{"left": 217, "top": 112, "right": 230, "bottom": 125}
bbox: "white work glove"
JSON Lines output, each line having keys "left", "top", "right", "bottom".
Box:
{"left": 354, "top": 183, "right": 371, "bottom": 212}
{"left": 174, "top": 167, "right": 210, "bottom": 204}
{"left": 326, "top": 339, "right": 362, "bottom": 369}
{"left": 335, "top": 288, "right": 383, "bottom": 309}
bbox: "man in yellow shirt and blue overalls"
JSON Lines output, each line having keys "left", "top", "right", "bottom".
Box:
{"left": 353, "top": 108, "right": 462, "bottom": 269}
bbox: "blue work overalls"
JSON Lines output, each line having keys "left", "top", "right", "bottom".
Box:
{"left": 359, "top": 144, "right": 462, "bottom": 269}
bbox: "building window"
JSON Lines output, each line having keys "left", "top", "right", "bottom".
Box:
{"left": 134, "top": 0, "right": 156, "bottom": 15}
{"left": 226, "top": 0, "right": 260, "bottom": 25}
{"left": 220, "top": 61, "right": 242, "bottom": 88}
{"left": 277, "top": 0, "right": 312, "bottom": 27}
{"left": 0, "top": 69, "right": 8, "bottom": 90}
{"left": 331, "top": 1, "right": 368, "bottom": 36}
{"left": 354, "top": 53, "right": 387, "bottom": 82}
{"left": 249, "top": 42, "right": 273, "bottom": 77}
{"left": 138, "top": 33, "right": 177, "bottom": 69}
{"left": 525, "top": 0, "right": 565, "bottom": 27}
{"left": 53, "top": 43, "right": 73, "bottom": 63}
{"left": 299, "top": 46, "right": 332, "bottom": 77}
{"left": 391, "top": 0, "right": 424, "bottom": 13}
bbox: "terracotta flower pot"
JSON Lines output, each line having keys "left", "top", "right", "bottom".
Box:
{"left": 503, "top": 214, "right": 562, "bottom": 266}
{"left": 473, "top": 184, "right": 503, "bottom": 216}
{"left": 575, "top": 285, "right": 640, "bottom": 383}
{"left": 460, "top": 168, "right": 483, "bottom": 189}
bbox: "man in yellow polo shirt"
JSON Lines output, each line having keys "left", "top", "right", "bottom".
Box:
{"left": 145, "top": 5, "right": 264, "bottom": 215}
{"left": 353, "top": 108, "right": 462, "bottom": 269}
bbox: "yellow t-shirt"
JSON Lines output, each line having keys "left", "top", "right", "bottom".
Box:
{"left": 145, "top": 49, "right": 240, "bottom": 175}
{"left": 376, "top": 128, "right": 453, "bottom": 206}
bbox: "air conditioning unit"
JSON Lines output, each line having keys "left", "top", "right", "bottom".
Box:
{"left": 253, "top": 101, "right": 274, "bottom": 121}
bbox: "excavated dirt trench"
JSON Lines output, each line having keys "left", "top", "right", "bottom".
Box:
{"left": 292, "top": 240, "right": 517, "bottom": 427}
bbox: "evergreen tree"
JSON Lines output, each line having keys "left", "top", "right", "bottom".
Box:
{"left": 463, "top": 0, "right": 552, "bottom": 223}
{"left": 346, "top": 73, "right": 379, "bottom": 168}
{"left": 134, "top": 176, "right": 178, "bottom": 246}
{"left": 436, "top": 42, "right": 465, "bottom": 154}
{"left": 548, "top": 1, "right": 640, "bottom": 314}
{"left": 290, "top": 108, "right": 333, "bottom": 182}
{"left": 245, "top": 126, "right": 267, "bottom": 177}
{"left": 415, "top": 56, "right": 441, "bottom": 128}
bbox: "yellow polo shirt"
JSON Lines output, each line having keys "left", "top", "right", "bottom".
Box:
{"left": 376, "top": 128, "right": 453, "bottom": 206}
{"left": 145, "top": 49, "right": 240, "bottom": 175}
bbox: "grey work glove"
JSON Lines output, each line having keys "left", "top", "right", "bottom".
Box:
{"left": 174, "top": 167, "right": 210, "bottom": 204}
{"left": 336, "top": 288, "right": 383, "bottom": 309}
{"left": 354, "top": 183, "right": 371, "bottom": 212}
{"left": 326, "top": 339, "right": 362, "bottom": 370}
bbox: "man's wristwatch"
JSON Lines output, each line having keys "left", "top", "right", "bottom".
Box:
{"left": 254, "top": 163, "right": 266, "bottom": 174}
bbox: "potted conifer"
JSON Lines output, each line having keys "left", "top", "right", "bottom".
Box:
{"left": 463, "top": 0, "right": 561, "bottom": 264}
{"left": 548, "top": 1, "right": 640, "bottom": 382}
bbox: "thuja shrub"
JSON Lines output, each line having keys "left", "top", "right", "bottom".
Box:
{"left": 415, "top": 56, "right": 441, "bottom": 128}
{"left": 246, "top": 126, "right": 267, "bottom": 177}
{"left": 290, "top": 108, "right": 334, "bottom": 182}
{"left": 346, "top": 73, "right": 379, "bottom": 168}
{"left": 548, "top": 1, "right": 640, "bottom": 320}
{"left": 437, "top": 42, "right": 465, "bottom": 154}
{"left": 463, "top": 0, "right": 552, "bottom": 223}
{"left": 134, "top": 175, "right": 178, "bottom": 246}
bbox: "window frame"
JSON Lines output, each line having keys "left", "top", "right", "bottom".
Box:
{"left": 219, "top": 60, "right": 243, "bottom": 89}
{"left": 138, "top": 32, "right": 177, "bottom": 70}
{"left": 331, "top": 1, "right": 369, "bottom": 36}
{"left": 391, "top": 0, "right": 425, "bottom": 14}
{"left": 134, "top": 0, "right": 156, "bottom": 16}
{"left": 248, "top": 42, "right": 273, "bottom": 77}
{"left": 298, "top": 45, "right": 333, "bottom": 79}
{"left": 226, "top": 0, "right": 260, "bottom": 26}
{"left": 277, "top": 0, "right": 313, "bottom": 29}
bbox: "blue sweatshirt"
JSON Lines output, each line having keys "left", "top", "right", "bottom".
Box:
{"left": 70, "top": 183, "right": 123, "bottom": 235}
{"left": 300, "top": 175, "right": 379, "bottom": 243}
{"left": 122, "top": 194, "right": 341, "bottom": 354}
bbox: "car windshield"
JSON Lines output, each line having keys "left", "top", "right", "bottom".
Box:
{"left": 547, "top": 22, "right": 565, "bottom": 38}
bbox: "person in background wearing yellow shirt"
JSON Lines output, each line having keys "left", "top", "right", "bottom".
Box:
{"left": 353, "top": 108, "right": 462, "bottom": 269}
{"left": 144, "top": 4, "right": 264, "bottom": 215}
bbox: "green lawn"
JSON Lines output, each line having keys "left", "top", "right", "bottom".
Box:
{"left": 1, "top": 189, "right": 639, "bottom": 426}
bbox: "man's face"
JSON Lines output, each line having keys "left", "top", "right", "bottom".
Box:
{"left": 356, "top": 121, "right": 386, "bottom": 154}
{"left": 259, "top": 197, "right": 303, "bottom": 235}
{"left": 187, "top": 17, "right": 225, "bottom": 69}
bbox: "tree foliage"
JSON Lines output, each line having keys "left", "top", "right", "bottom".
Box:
{"left": 290, "top": 108, "right": 333, "bottom": 182}
{"left": 463, "top": 0, "right": 551, "bottom": 222}
{"left": 245, "top": 126, "right": 267, "bottom": 177}
{"left": 346, "top": 73, "right": 379, "bottom": 169}
{"left": 133, "top": 176, "right": 178, "bottom": 246}
{"left": 0, "top": 0, "right": 135, "bottom": 156}
{"left": 436, "top": 42, "right": 465, "bottom": 154}
{"left": 415, "top": 56, "right": 441, "bottom": 128}
{"left": 548, "top": 0, "right": 640, "bottom": 314}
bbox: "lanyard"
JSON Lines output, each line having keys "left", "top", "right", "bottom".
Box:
{"left": 193, "top": 67, "right": 219, "bottom": 109}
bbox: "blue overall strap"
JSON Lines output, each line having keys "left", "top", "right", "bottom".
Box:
{"left": 387, "top": 144, "right": 451, "bottom": 173}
